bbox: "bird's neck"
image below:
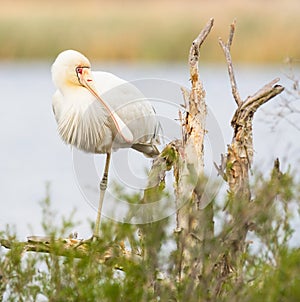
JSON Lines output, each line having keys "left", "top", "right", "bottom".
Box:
{"left": 59, "top": 82, "right": 86, "bottom": 96}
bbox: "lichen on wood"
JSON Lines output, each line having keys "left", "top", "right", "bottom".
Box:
{"left": 174, "top": 18, "right": 215, "bottom": 280}
{"left": 217, "top": 21, "right": 284, "bottom": 275}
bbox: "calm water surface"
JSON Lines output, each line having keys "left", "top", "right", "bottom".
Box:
{"left": 0, "top": 61, "right": 299, "bottom": 241}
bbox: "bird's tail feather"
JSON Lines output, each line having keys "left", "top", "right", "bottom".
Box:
{"left": 131, "top": 143, "right": 160, "bottom": 158}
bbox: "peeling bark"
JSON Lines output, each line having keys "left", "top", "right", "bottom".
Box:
{"left": 0, "top": 20, "right": 286, "bottom": 298}
{"left": 175, "top": 18, "right": 214, "bottom": 280}
{"left": 218, "top": 21, "right": 284, "bottom": 274}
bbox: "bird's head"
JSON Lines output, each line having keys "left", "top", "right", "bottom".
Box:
{"left": 51, "top": 50, "right": 134, "bottom": 143}
{"left": 51, "top": 49, "right": 94, "bottom": 91}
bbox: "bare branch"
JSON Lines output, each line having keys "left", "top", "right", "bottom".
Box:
{"left": 282, "top": 115, "right": 300, "bottom": 131}
{"left": 262, "top": 67, "right": 300, "bottom": 132}
{"left": 1, "top": 237, "right": 87, "bottom": 257}
{"left": 214, "top": 154, "right": 228, "bottom": 181}
{"left": 232, "top": 79, "right": 284, "bottom": 124}
{"left": 219, "top": 21, "right": 242, "bottom": 106}
{"left": 218, "top": 21, "right": 285, "bottom": 286}
{"left": 220, "top": 21, "right": 284, "bottom": 126}
{"left": 189, "top": 18, "right": 214, "bottom": 87}
{"left": 243, "top": 78, "right": 283, "bottom": 109}
{"left": 227, "top": 20, "right": 236, "bottom": 48}
{"left": 0, "top": 236, "right": 140, "bottom": 265}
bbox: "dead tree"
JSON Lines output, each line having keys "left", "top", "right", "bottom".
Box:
{"left": 216, "top": 21, "right": 284, "bottom": 276}
{"left": 0, "top": 19, "right": 285, "bottom": 299}
{"left": 174, "top": 18, "right": 214, "bottom": 281}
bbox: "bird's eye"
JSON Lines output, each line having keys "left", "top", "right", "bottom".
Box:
{"left": 76, "top": 67, "right": 83, "bottom": 75}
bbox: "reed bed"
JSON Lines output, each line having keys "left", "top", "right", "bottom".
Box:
{"left": 0, "top": 0, "right": 299, "bottom": 62}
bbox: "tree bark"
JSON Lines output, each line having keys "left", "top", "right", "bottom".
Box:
{"left": 0, "top": 20, "right": 286, "bottom": 299}
{"left": 217, "top": 20, "right": 284, "bottom": 276}
{"left": 175, "top": 18, "right": 214, "bottom": 281}
{"left": 0, "top": 236, "right": 139, "bottom": 266}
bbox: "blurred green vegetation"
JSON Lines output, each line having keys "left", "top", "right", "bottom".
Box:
{"left": 0, "top": 0, "right": 299, "bottom": 62}
{"left": 1, "top": 166, "right": 300, "bottom": 301}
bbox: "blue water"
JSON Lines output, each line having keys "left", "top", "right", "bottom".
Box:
{"left": 0, "top": 61, "right": 299, "bottom": 241}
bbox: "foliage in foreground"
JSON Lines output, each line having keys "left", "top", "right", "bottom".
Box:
{"left": 0, "top": 167, "right": 299, "bottom": 302}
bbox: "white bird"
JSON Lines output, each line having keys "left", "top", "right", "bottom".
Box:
{"left": 51, "top": 50, "right": 160, "bottom": 238}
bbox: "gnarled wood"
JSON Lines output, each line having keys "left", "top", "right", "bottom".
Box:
{"left": 175, "top": 18, "right": 214, "bottom": 281}
{"left": 218, "top": 21, "right": 284, "bottom": 282}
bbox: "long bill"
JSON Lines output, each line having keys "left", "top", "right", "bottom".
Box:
{"left": 80, "top": 69, "right": 133, "bottom": 144}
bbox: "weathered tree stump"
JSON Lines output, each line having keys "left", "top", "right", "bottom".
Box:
{"left": 216, "top": 21, "right": 284, "bottom": 284}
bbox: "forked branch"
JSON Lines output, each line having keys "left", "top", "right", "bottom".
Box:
{"left": 218, "top": 20, "right": 242, "bottom": 106}
{"left": 216, "top": 20, "right": 285, "bottom": 290}
{"left": 219, "top": 20, "right": 284, "bottom": 115}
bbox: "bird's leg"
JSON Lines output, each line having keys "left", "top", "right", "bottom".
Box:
{"left": 93, "top": 152, "right": 111, "bottom": 238}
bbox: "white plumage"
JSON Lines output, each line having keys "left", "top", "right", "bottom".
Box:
{"left": 51, "top": 49, "right": 160, "bottom": 238}
{"left": 52, "top": 49, "right": 159, "bottom": 156}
